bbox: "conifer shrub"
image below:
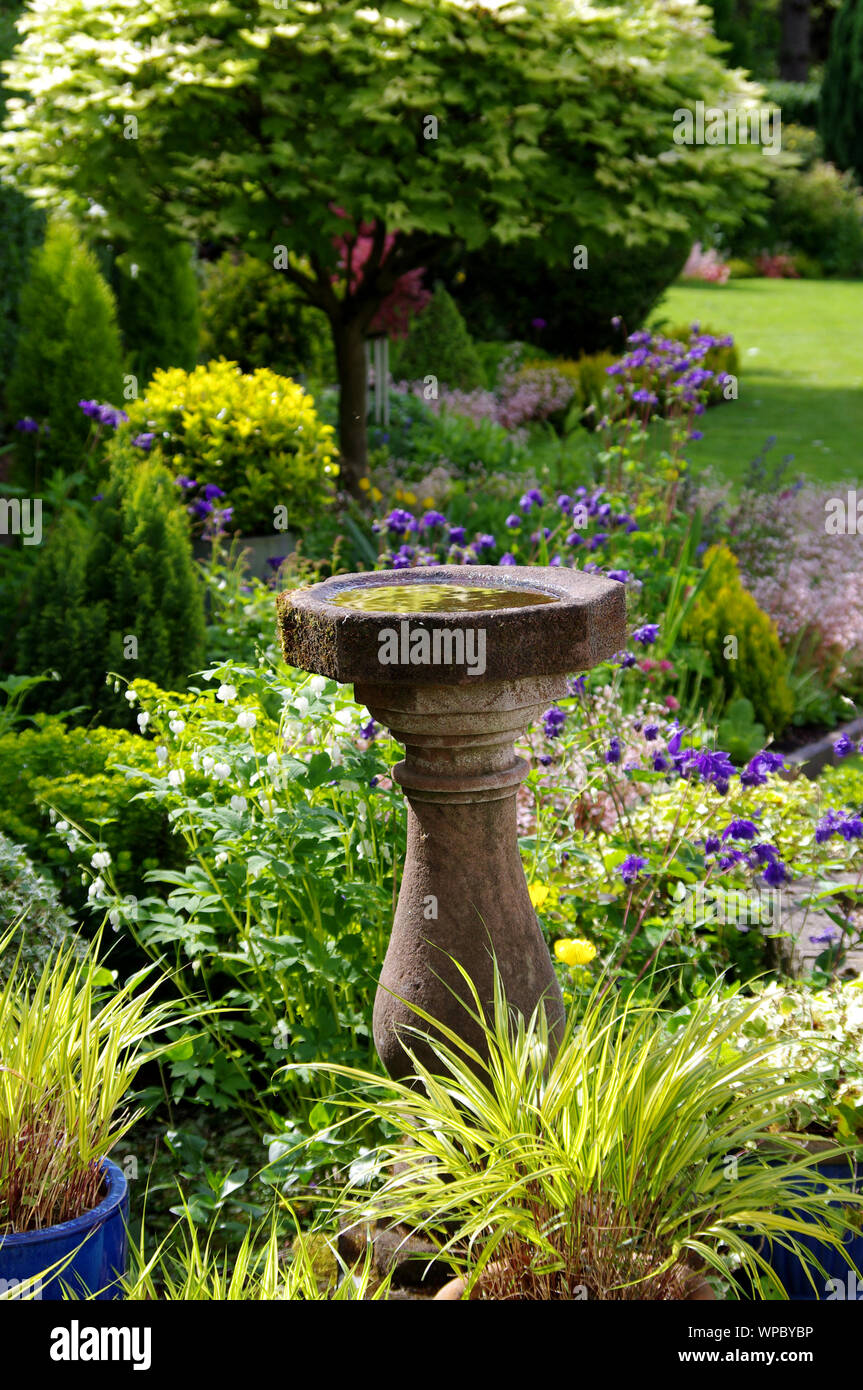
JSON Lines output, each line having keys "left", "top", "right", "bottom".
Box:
{"left": 682, "top": 544, "right": 794, "bottom": 738}
{"left": 199, "top": 252, "right": 333, "bottom": 381}
{"left": 820, "top": 0, "right": 863, "bottom": 184}
{"left": 112, "top": 237, "right": 200, "bottom": 388}
{"left": 17, "top": 442, "right": 205, "bottom": 724}
{"left": 6, "top": 218, "right": 124, "bottom": 471}
{"left": 125, "top": 360, "right": 337, "bottom": 534}
{"left": 392, "top": 284, "right": 484, "bottom": 391}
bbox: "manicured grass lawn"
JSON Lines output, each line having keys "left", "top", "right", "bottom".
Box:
{"left": 649, "top": 280, "right": 863, "bottom": 486}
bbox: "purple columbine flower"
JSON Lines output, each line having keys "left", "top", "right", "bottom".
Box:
{"left": 606, "top": 737, "right": 622, "bottom": 765}
{"left": 652, "top": 753, "right": 669, "bottom": 772}
{"left": 421, "top": 510, "right": 447, "bottom": 528}
{"left": 763, "top": 859, "right": 789, "bottom": 887}
{"left": 359, "top": 719, "right": 377, "bottom": 740}
{"left": 750, "top": 842, "right": 780, "bottom": 866}
{"left": 568, "top": 675, "right": 586, "bottom": 696}
{"left": 78, "top": 399, "right": 101, "bottom": 418}
{"left": 519, "top": 489, "right": 543, "bottom": 513}
{"left": 839, "top": 815, "right": 863, "bottom": 840}
{"left": 15, "top": 417, "right": 39, "bottom": 433}
{"left": 617, "top": 651, "right": 637, "bottom": 669}
{"left": 132, "top": 432, "right": 155, "bottom": 450}
{"left": 474, "top": 533, "right": 496, "bottom": 552}
{"left": 834, "top": 733, "right": 856, "bottom": 759}
{"left": 815, "top": 810, "right": 843, "bottom": 844}
{"left": 543, "top": 706, "right": 567, "bottom": 739}
{"left": 740, "top": 751, "right": 785, "bottom": 787}
{"left": 448, "top": 525, "right": 466, "bottom": 544}
{"left": 499, "top": 553, "right": 517, "bottom": 565}
{"left": 619, "top": 855, "right": 647, "bottom": 885}
{"left": 565, "top": 532, "right": 584, "bottom": 546}
{"left": 632, "top": 624, "right": 660, "bottom": 646}
{"left": 203, "top": 483, "right": 226, "bottom": 501}
{"left": 644, "top": 724, "right": 659, "bottom": 741}
{"left": 96, "top": 403, "right": 128, "bottom": 427}
{"left": 557, "top": 495, "right": 573, "bottom": 514}
{"left": 385, "top": 508, "right": 417, "bottom": 535}
{"left": 607, "top": 570, "right": 631, "bottom": 583}
{"left": 722, "top": 818, "right": 758, "bottom": 842}
{"left": 531, "top": 317, "right": 547, "bottom": 330}
{"left": 175, "top": 475, "right": 197, "bottom": 489}
{"left": 704, "top": 836, "right": 721, "bottom": 855}
{"left": 505, "top": 513, "right": 522, "bottom": 529}
{"left": 266, "top": 556, "right": 287, "bottom": 570}
{"left": 809, "top": 923, "right": 842, "bottom": 946}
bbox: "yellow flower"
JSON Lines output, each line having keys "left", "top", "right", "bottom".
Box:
{"left": 371, "top": 486, "right": 383, "bottom": 502}
{"left": 554, "top": 938, "right": 597, "bottom": 967}
{"left": 422, "top": 496, "right": 435, "bottom": 509}
{"left": 394, "top": 488, "right": 404, "bottom": 501}
{"left": 528, "top": 882, "right": 550, "bottom": 910}
{"left": 402, "top": 490, "right": 417, "bottom": 505}
{"left": 358, "top": 477, "right": 371, "bottom": 492}
{"left": 454, "top": 270, "right": 466, "bottom": 285}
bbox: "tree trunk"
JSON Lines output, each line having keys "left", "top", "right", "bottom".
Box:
{"left": 332, "top": 315, "right": 369, "bottom": 498}
{"left": 780, "top": 0, "right": 811, "bottom": 80}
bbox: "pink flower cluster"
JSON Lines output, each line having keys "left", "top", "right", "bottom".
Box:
{"left": 728, "top": 485, "right": 863, "bottom": 681}
{"left": 681, "top": 242, "right": 731, "bottom": 285}
{"left": 404, "top": 360, "right": 576, "bottom": 433}
{"left": 496, "top": 365, "right": 576, "bottom": 430}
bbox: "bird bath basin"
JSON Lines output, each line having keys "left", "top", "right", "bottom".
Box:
{"left": 277, "top": 565, "right": 626, "bottom": 1078}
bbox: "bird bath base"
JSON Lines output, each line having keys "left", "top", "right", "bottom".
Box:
{"left": 278, "top": 565, "right": 626, "bottom": 1079}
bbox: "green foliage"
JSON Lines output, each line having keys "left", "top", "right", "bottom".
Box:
{"left": 392, "top": 284, "right": 483, "bottom": 391}
{"left": 710, "top": 0, "right": 782, "bottom": 78}
{"left": 682, "top": 544, "right": 794, "bottom": 736}
{"left": 0, "top": 833, "right": 79, "bottom": 984}
{"left": 126, "top": 361, "right": 337, "bottom": 534}
{"left": 199, "top": 253, "right": 333, "bottom": 382}
{"left": 0, "top": 0, "right": 771, "bottom": 317}
{"left": 820, "top": 0, "right": 863, "bottom": 183}
{"left": 0, "top": 926, "right": 180, "bottom": 1234}
{"left": 315, "top": 968, "right": 863, "bottom": 1299}
{"left": 6, "top": 218, "right": 124, "bottom": 471}
{"left": 0, "top": 717, "right": 182, "bottom": 900}
{"left": 717, "top": 697, "right": 768, "bottom": 764}
{"left": 63, "top": 664, "right": 404, "bottom": 1124}
{"left": 0, "top": 1, "right": 44, "bottom": 388}
{"left": 771, "top": 161, "right": 863, "bottom": 277}
{"left": 766, "top": 80, "right": 822, "bottom": 128}
{"left": 17, "top": 445, "right": 206, "bottom": 724}
{"left": 112, "top": 238, "right": 200, "bottom": 388}
{"left": 444, "top": 233, "right": 692, "bottom": 358}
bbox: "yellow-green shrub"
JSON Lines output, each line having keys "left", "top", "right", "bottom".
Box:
{"left": 126, "top": 360, "right": 337, "bottom": 534}
{"left": 682, "top": 544, "right": 794, "bottom": 737}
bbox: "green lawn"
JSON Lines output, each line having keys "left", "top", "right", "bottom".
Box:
{"left": 649, "top": 280, "right": 863, "bottom": 485}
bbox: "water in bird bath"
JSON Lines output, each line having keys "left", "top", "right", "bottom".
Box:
{"left": 330, "top": 583, "right": 558, "bottom": 613}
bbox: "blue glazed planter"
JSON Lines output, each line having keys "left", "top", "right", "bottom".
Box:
{"left": 746, "top": 1159, "right": 863, "bottom": 1301}
{"left": 0, "top": 1158, "right": 129, "bottom": 1300}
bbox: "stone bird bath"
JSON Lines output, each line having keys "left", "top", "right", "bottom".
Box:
{"left": 278, "top": 565, "right": 626, "bottom": 1079}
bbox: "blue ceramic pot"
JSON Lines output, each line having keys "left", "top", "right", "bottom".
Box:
{"left": 0, "top": 1158, "right": 129, "bottom": 1300}
{"left": 746, "top": 1159, "right": 863, "bottom": 1301}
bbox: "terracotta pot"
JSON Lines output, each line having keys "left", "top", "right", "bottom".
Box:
{"left": 433, "top": 1262, "right": 715, "bottom": 1302}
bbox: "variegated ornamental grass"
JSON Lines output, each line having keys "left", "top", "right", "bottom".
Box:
{"left": 0, "top": 927, "right": 179, "bottom": 1234}
{"left": 303, "top": 965, "right": 863, "bottom": 1300}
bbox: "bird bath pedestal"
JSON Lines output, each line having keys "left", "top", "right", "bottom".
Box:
{"left": 277, "top": 565, "right": 625, "bottom": 1079}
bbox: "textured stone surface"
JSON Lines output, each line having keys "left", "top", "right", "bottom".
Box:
{"left": 277, "top": 563, "right": 627, "bottom": 1079}
{"left": 277, "top": 564, "right": 626, "bottom": 686}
